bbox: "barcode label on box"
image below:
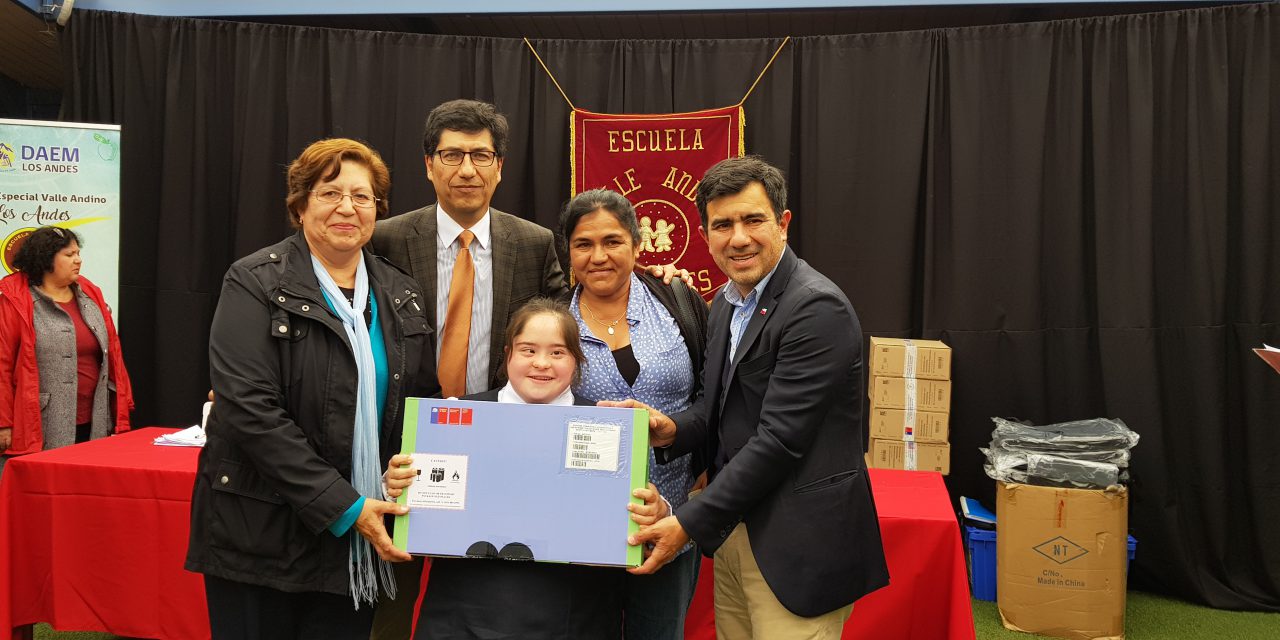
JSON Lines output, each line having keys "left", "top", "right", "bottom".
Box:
{"left": 564, "top": 422, "right": 621, "bottom": 472}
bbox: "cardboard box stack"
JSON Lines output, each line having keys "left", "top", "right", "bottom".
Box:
{"left": 865, "top": 337, "right": 952, "bottom": 474}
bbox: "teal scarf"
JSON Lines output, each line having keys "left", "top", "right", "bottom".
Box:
{"left": 310, "top": 254, "right": 395, "bottom": 608}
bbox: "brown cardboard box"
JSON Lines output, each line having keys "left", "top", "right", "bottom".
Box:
{"left": 868, "top": 336, "right": 952, "bottom": 380}
{"left": 868, "top": 439, "right": 950, "bottom": 475}
{"left": 868, "top": 407, "right": 950, "bottom": 443}
{"left": 868, "top": 376, "right": 952, "bottom": 412}
{"left": 996, "top": 482, "right": 1128, "bottom": 640}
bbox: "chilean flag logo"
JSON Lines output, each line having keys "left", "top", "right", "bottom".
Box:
{"left": 429, "top": 405, "right": 473, "bottom": 426}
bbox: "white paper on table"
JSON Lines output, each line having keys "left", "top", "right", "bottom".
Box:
{"left": 154, "top": 425, "right": 206, "bottom": 447}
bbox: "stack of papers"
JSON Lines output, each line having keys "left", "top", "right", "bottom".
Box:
{"left": 154, "top": 425, "right": 206, "bottom": 447}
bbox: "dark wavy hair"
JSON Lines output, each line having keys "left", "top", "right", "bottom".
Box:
{"left": 285, "top": 138, "right": 391, "bottom": 228}
{"left": 422, "top": 99, "right": 510, "bottom": 158}
{"left": 695, "top": 155, "right": 788, "bottom": 227}
{"left": 499, "top": 297, "right": 586, "bottom": 387}
{"left": 11, "top": 226, "right": 81, "bottom": 277}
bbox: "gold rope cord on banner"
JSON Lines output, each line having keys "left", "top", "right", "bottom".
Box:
{"left": 737, "top": 37, "right": 791, "bottom": 107}
{"left": 524, "top": 36, "right": 792, "bottom": 113}
{"left": 531, "top": 35, "right": 790, "bottom": 197}
{"left": 524, "top": 38, "right": 577, "bottom": 111}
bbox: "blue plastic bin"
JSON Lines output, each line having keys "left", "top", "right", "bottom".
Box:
{"left": 963, "top": 525, "right": 998, "bottom": 601}
{"left": 963, "top": 525, "right": 1135, "bottom": 602}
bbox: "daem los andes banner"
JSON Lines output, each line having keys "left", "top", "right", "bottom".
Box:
{"left": 0, "top": 118, "right": 122, "bottom": 313}
{"left": 571, "top": 106, "right": 744, "bottom": 301}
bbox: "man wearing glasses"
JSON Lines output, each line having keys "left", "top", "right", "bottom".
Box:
{"left": 374, "top": 99, "right": 566, "bottom": 403}
{"left": 369, "top": 98, "right": 566, "bottom": 638}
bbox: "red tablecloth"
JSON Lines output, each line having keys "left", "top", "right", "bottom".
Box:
{"left": 0, "top": 428, "right": 207, "bottom": 640}
{"left": 682, "top": 468, "right": 976, "bottom": 640}
{"left": 1, "top": 431, "right": 974, "bottom": 640}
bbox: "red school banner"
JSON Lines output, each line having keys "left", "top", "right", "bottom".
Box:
{"left": 571, "top": 106, "right": 744, "bottom": 301}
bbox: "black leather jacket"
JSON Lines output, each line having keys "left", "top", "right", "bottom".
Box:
{"left": 186, "top": 232, "right": 436, "bottom": 595}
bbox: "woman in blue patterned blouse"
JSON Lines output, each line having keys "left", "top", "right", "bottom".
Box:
{"left": 560, "top": 189, "right": 709, "bottom": 640}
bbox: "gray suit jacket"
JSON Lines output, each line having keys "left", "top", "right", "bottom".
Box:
{"left": 371, "top": 204, "right": 568, "bottom": 390}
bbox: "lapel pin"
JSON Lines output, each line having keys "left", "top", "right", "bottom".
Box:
{"left": 760, "top": 307, "right": 768, "bottom": 315}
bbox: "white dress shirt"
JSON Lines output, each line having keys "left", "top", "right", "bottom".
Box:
{"left": 496, "top": 381, "right": 575, "bottom": 406}
{"left": 436, "top": 206, "right": 494, "bottom": 395}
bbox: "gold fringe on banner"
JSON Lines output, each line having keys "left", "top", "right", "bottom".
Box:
{"left": 738, "top": 105, "right": 746, "bottom": 157}
{"left": 569, "top": 113, "right": 577, "bottom": 196}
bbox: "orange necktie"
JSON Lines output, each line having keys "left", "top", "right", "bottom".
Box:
{"left": 438, "top": 230, "right": 475, "bottom": 398}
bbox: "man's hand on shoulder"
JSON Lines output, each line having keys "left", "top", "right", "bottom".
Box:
{"left": 642, "top": 263, "right": 695, "bottom": 288}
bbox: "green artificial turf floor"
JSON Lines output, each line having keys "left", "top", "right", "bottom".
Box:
{"left": 31, "top": 590, "right": 1280, "bottom": 639}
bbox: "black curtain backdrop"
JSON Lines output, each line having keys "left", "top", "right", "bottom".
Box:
{"left": 62, "top": 4, "right": 1280, "bottom": 610}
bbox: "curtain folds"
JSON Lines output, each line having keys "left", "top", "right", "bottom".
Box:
{"left": 62, "top": 4, "right": 1280, "bottom": 609}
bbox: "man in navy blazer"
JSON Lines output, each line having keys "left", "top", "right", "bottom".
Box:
{"left": 617, "top": 156, "right": 889, "bottom": 637}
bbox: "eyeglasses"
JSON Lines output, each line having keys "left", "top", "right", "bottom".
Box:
{"left": 310, "top": 189, "right": 379, "bottom": 208}
{"left": 434, "top": 149, "right": 498, "bottom": 167}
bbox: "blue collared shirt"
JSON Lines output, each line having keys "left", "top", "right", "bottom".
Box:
{"left": 571, "top": 274, "right": 696, "bottom": 518}
{"left": 723, "top": 246, "right": 786, "bottom": 362}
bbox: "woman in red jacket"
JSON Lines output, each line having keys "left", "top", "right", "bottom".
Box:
{"left": 0, "top": 226, "right": 133, "bottom": 474}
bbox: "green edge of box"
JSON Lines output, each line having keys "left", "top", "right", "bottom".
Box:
{"left": 627, "top": 408, "right": 650, "bottom": 568}
{"left": 393, "top": 398, "right": 420, "bottom": 552}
